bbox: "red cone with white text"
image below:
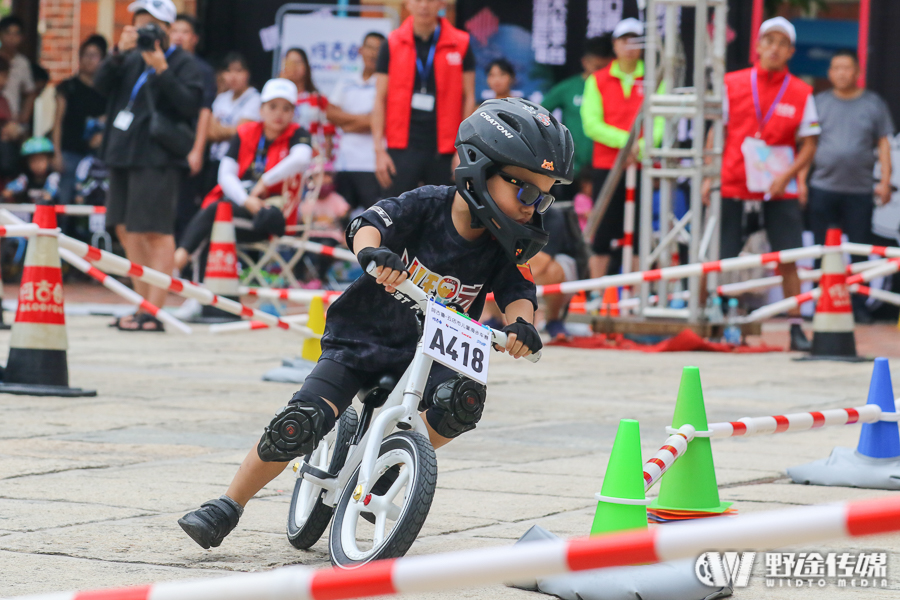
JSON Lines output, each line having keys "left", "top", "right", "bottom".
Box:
{"left": 0, "top": 204, "right": 95, "bottom": 396}
{"left": 807, "top": 228, "right": 859, "bottom": 360}
{"left": 197, "top": 201, "right": 241, "bottom": 322}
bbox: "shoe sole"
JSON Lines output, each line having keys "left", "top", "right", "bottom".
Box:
{"left": 178, "top": 516, "right": 214, "bottom": 549}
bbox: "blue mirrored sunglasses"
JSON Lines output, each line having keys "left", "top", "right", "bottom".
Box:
{"left": 497, "top": 172, "right": 555, "bottom": 214}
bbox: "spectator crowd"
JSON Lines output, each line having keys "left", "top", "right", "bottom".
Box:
{"left": 0, "top": 0, "right": 892, "bottom": 337}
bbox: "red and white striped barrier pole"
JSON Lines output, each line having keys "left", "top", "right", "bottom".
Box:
{"left": 716, "top": 269, "right": 821, "bottom": 297}
{"left": 540, "top": 245, "right": 828, "bottom": 297}
{"left": 59, "top": 249, "right": 192, "bottom": 335}
{"left": 276, "top": 237, "right": 357, "bottom": 263}
{"left": 209, "top": 313, "right": 309, "bottom": 334}
{"left": 846, "top": 257, "right": 900, "bottom": 286}
{"left": 0, "top": 206, "right": 316, "bottom": 337}
{"left": 0, "top": 224, "right": 52, "bottom": 237}
{"left": 842, "top": 242, "right": 900, "bottom": 259}
{"left": 642, "top": 425, "right": 693, "bottom": 491}
{"left": 241, "top": 286, "right": 343, "bottom": 304}
{"left": 8, "top": 496, "right": 900, "bottom": 600}
{"left": 0, "top": 204, "right": 106, "bottom": 216}
{"left": 681, "top": 404, "right": 900, "bottom": 439}
{"left": 851, "top": 284, "right": 900, "bottom": 307}
{"left": 743, "top": 287, "right": 822, "bottom": 323}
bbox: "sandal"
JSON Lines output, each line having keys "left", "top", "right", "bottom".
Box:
{"left": 117, "top": 312, "right": 165, "bottom": 332}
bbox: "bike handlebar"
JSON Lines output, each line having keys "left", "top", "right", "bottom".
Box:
{"left": 366, "top": 263, "right": 542, "bottom": 363}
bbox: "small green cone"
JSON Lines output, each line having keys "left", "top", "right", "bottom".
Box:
{"left": 650, "top": 367, "right": 732, "bottom": 513}
{"left": 590, "top": 419, "right": 648, "bottom": 535}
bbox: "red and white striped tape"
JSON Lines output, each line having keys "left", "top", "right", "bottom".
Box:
{"left": 209, "top": 313, "right": 309, "bottom": 334}
{"left": 642, "top": 425, "right": 693, "bottom": 490}
{"left": 0, "top": 204, "right": 106, "bottom": 216}
{"left": 8, "top": 496, "right": 900, "bottom": 600}
{"left": 0, "top": 210, "right": 317, "bottom": 338}
{"left": 276, "top": 237, "right": 358, "bottom": 263}
{"left": 675, "top": 403, "right": 900, "bottom": 439}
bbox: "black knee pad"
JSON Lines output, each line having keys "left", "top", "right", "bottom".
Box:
{"left": 256, "top": 390, "right": 335, "bottom": 462}
{"left": 426, "top": 375, "right": 486, "bottom": 438}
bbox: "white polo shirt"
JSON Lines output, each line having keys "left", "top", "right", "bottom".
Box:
{"left": 329, "top": 71, "right": 377, "bottom": 173}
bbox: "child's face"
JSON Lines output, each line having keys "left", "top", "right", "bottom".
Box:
{"left": 486, "top": 165, "right": 556, "bottom": 225}
{"left": 0, "top": 71, "right": 9, "bottom": 91}
{"left": 224, "top": 62, "right": 250, "bottom": 92}
{"left": 486, "top": 66, "right": 513, "bottom": 97}
{"left": 28, "top": 154, "right": 49, "bottom": 177}
{"left": 580, "top": 178, "right": 592, "bottom": 196}
{"left": 260, "top": 98, "right": 294, "bottom": 133}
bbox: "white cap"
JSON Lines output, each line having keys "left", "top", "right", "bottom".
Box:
{"left": 128, "top": 0, "right": 177, "bottom": 24}
{"left": 613, "top": 18, "right": 644, "bottom": 40}
{"left": 261, "top": 78, "right": 299, "bottom": 104}
{"left": 759, "top": 17, "right": 796, "bottom": 45}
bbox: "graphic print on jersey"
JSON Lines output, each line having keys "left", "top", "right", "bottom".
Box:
{"left": 402, "top": 249, "right": 483, "bottom": 311}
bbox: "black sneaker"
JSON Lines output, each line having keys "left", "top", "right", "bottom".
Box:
{"left": 178, "top": 496, "right": 243, "bottom": 549}
{"left": 789, "top": 323, "right": 811, "bottom": 352}
{"left": 257, "top": 402, "right": 328, "bottom": 462}
{"left": 361, "top": 464, "right": 401, "bottom": 524}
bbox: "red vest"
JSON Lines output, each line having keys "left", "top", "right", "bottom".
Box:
{"left": 721, "top": 67, "right": 813, "bottom": 200}
{"left": 591, "top": 62, "right": 645, "bottom": 170}
{"left": 385, "top": 17, "right": 470, "bottom": 154}
{"left": 202, "top": 121, "right": 300, "bottom": 209}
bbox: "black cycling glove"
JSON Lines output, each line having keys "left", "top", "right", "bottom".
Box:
{"left": 357, "top": 246, "right": 407, "bottom": 275}
{"left": 499, "top": 317, "right": 543, "bottom": 354}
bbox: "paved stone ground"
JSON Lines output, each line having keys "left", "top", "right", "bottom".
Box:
{"left": 0, "top": 312, "right": 898, "bottom": 599}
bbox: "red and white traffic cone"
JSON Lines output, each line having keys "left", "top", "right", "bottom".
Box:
{"left": 805, "top": 228, "right": 862, "bottom": 361}
{"left": 196, "top": 201, "right": 241, "bottom": 323}
{"left": 0, "top": 204, "right": 94, "bottom": 396}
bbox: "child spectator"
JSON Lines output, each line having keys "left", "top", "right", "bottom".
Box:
{"left": 74, "top": 118, "right": 108, "bottom": 207}
{"left": 573, "top": 170, "right": 593, "bottom": 230}
{"left": 299, "top": 167, "right": 351, "bottom": 283}
{"left": 173, "top": 78, "right": 313, "bottom": 276}
{"left": 485, "top": 58, "right": 516, "bottom": 100}
{"left": 3, "top": 137, "right": 59, "bottom": 203}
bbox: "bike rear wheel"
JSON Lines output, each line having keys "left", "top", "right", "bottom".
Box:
{"left": 287, "top": 406, "right": 358, "bottom": 550}
{"left": 329, "top": 431, "right": 437, "bottom": 568}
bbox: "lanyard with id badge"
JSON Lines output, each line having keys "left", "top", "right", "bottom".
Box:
{"left": 740, "top": 68, "right": 797, "bottom": 199}
{"left": 411, "top": 25, "right": 440, "bottom": 113}
{"left": 113, "top": 46, "right": 176, "bottom": 131}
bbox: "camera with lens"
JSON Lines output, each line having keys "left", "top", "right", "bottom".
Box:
{"left": 136, "top": 22, "right": 166, "bottom": 52}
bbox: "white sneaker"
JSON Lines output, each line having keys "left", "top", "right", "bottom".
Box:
{"left": 172, "top": 297, "right": 202, "bottom": 320}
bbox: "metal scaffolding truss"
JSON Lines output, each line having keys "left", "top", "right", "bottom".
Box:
{"left": 638, "top": 0, "right": 728, "bottom": 322}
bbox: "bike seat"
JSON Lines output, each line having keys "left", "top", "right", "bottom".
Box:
{"left": 357, "top": 375, "right": 398, "bottom": 408}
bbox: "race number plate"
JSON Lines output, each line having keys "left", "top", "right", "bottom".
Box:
{"left": 422, "top": 299, "right": 490, "bottom": 385}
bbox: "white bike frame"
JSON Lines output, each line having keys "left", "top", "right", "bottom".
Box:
{"left": 296, "top": 266, "right": 541, "bottom": 511}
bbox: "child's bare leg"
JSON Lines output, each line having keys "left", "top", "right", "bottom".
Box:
{"left": 226, "top": 449, "right": 290, "bottom": 507}
{"left": 422, "top": 413, "right": 453, "bottom": 449}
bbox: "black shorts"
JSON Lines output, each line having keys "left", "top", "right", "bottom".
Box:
{"left": 295, "top": 358, "right": 458, "bottom": 415}
{"left": 590, "top": 168, "right": 641, "bottom": 256}
{"left": 107, "top": 166, "right": 182, "bottom": 235}
{"left": 720, "top": 198, "right": 804, "bottom": 259}
{"left": 386, "top": 148, "right": 453, "bottom": 198}
{"left": 335, "top": 171, "right": 382, "bottom": 210}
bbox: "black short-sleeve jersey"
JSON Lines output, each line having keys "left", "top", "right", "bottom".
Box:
{"left": 321, "top": 185, "right": 537, "bottom": 372}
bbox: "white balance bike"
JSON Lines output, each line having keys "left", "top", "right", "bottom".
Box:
{"left": 286, "top": 264, "right": 540, "bottom": 568}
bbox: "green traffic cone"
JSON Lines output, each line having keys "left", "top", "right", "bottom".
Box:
{"left": 649, "top": 367, "right": 732, "bottom": 514}
{"left": 591, "top": 418, "right": 648, "bottom": 535}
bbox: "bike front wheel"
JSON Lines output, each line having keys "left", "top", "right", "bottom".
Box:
{"left": 287, "top": 406, "right": 358, "bottom": 550}
{"left": 329, "top": 431, "right": 437, "bottom": 568}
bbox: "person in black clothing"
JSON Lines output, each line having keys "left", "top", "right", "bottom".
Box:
{"left": 177, "top": 98, "right": 574, "bottom": 550}
{"left": 94, "top": 0, "right": 203, "bottom": 331}
{"left": 53, "top": 35, "right": 107, "bottom": 207}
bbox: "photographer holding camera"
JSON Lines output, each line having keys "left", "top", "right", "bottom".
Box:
{"left": 95, "top": 0, "right": 204, "bottom": 332}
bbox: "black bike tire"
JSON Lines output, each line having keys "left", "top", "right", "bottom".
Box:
{"left": 328, "top": 431, "right": 437, "bottom": 568}
{"left": 286, "top": 406, "right": 358, "bottom": 549}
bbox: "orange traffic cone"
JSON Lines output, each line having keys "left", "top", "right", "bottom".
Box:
{"left": 197, "top": 201, "right": 241, "bottom": 323}
{"left": 0, "top": 204, "right": 95, "bottom": 396}
{"left": 805, "top": 228, "right": 862, "bottom": 361}
{"left": 599, "top": 286, "right": 619, "bottom": 317}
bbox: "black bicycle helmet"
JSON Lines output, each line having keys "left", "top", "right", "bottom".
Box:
{"left": 455, "top": 97, "right": 574, "bottom": 264}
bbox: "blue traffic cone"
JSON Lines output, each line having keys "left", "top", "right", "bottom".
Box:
{"left": 857, "top": 357, "right": 900, "bottom": 459}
